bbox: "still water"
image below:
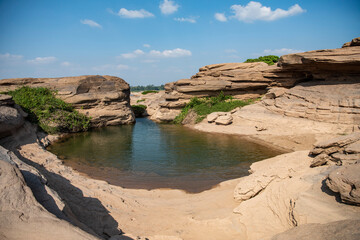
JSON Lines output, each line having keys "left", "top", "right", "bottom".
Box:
{"left": 48, "top": 118, "right": 282, "bottom": 192}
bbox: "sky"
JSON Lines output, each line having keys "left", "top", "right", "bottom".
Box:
{"left": 0, "top": 0, "right": 359, "bottom": 86}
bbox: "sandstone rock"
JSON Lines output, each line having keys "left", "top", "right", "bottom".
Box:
{"left": 206, "top": 112, "right": 227, "bottom": 123}
{"left": 215, "top": 115, "right": 233, "bottom": 125}
{"left": 0, "top": 149, "right": 99, "bottom": 240}
{"left": 326, "top": 163, "right": 360, "bottom": 205}
{"left": 310, "top": 133, "right": 360, "bottom": 166}
{"left": 271, "top": 220, "right": 360, "bottom": 240}
{"left": 342, "top": 37, "right": 360, "bottom": 48}
{"left": 0, "top": 94, "right": 25, "bottom": 138}
{"left": 0, "top": 75, "right": 135, "bottom": 127}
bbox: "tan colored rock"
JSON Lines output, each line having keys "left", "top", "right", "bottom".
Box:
{"left": 206, "top": 112, "right": 227, "bottom": 123}
{"left": 271, "top": 220, "right": 360, "bottom": 240}
{"left": 0, "top": 94, "right": 25, "bottom": 138}
{"left": 326, "top": 163, "right": 360, "bottom": 205}
{"left": 0, "top": 75, "right": 135, "bottom": 127}
{"left": 215, "top": 115, "right": 233, "bottom": 125}
{"left": 0, "top": 149, "right": 99, "bottom": 240}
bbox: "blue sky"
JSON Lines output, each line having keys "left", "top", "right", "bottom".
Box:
{"left": 1, "top": 0, "right": 359, "bottom": 86}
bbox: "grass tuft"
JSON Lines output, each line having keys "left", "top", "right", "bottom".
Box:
{"left": 7, "top": 86, "right": 91, "bottom": 134}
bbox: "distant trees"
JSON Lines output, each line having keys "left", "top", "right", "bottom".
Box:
{"left": 244, "top": 55, "right": 280, "bottom": 65}
{"left": 130, "top": 84, "right": 165, "bottom": 92}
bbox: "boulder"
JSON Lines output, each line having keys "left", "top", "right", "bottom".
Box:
{"left": 326, "top": 163, "right": 360, "bottom": 205}
{"left": 0, "top": 94, "right": 25, "bottom": 138}
{"left": 0, "top": 75, "right": 135, "bottom": 127}
{"left": 215, "top": 115, "right": 233, "bottom": 125}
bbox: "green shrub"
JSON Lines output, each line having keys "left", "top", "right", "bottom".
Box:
{"left": 7, "top": 86, "right": 90, "bottom": 134}
{"left": 136, "top": 99, "right": 145, "bottom": 103}
{"left": 173, "top": 92, "right": 259, "bottom": 124}
{"left": 131, "top": 104, "right": 147, "bottom": 117}
{"left": 142, "top": 90, "right": 158, "bottom": 95}
{"left": 244, "top": 55, "right": 279, "bottom": 65}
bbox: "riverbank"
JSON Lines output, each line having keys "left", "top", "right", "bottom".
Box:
{"left": 1, "top": 103, "right": 360, "bottom": 240}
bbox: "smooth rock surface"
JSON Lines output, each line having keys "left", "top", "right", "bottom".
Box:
{"left": 271, "top": 220, "right": 360, "bottom": 240}
{"left": 0, "top": 147, "right": 99, "bottom": 240}
{"left": 0, "top": 75, "right": 135, "bottom": 127}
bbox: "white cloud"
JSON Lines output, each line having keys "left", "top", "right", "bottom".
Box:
{"left": 174, "top": 17, "right": 197, "bottom": 23}
{"left": 27, "top": 56, "right": 57, "bottom": 64}
{"left": 0, "top": 53, "right": 23, "bottom": 61}
{"left": 80, "top": 19, "right": 102, "bottom": 28}
{"left": 118, "top": 8, "right": 154, "bottom": 18}
{"left": 116, "top": 64, "right": 130, "bottom": 70}
{"left": 149, "top": 48, "right": 192, "bottom": 58}
{"left": 159, "top": 0, "right": 179, "bottom": 15}
{"left": 61, "top": 61, "right": 71, "bottom": 66}
{"left": 93, "top": 64, "right": 130, "bottom": 71}
{"left": 231, "top": 1, "right": 305, "bottom": 22}
{"left": 215, "top": 13, "right": 227, "bottom": 22}
{"left": 120, "top": 49, "right": 145, "bottom": 59}
{"left": 263, "top": 48, "right": 303, "bottom": 55}
{"left": 143, "top": 44, "right": 151, "bottom": 48}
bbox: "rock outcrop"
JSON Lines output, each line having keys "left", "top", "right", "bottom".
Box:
{"left": 309, "top": 132, "right": 360, "bottom": 167}
{"left": 151, "top": 37, "right": 360, "bottom": 123}
{"left": 326, "top": 163, "right": 360, "bottom": 205}
{"left": 271, "top": 220, "right": 360, "bottom": 240}
{"left": 0, "top": 94, "right": 26, "bottom": 138}
{"left": 0, "top": 146, "right": 99, "bottom": 240}
{"left": 0, "top": 75, "right": 135, "bottom": 127}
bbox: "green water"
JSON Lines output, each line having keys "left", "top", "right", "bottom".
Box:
{"left": 48, "top": 118, "right": 282, "bottom": 192}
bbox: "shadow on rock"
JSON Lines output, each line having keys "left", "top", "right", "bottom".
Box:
{"left": 14, "top": 151, "right": 125, "bottom": 240}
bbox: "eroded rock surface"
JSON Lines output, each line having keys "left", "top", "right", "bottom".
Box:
{"left": 0, "top": 75, "right": 135, "bottom": 127}
{"left": 271, "top": 220, "right": 360, "bottom": 240}
{"left": 326, "top": 163, "right": 360, "bottom": 205}
{"left": 310, "top": 132, "right": 360, "bottom": 167}
{"left": 0, "top": 94, "right": 26, "bottom": 138}
{"left": 0, "top": 146, "right": 99, "bottom": 240}
{"left": 151, "top": 37, "right": 360, "bottom": 123}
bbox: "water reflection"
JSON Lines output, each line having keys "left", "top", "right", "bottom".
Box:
{"left": 48, "top": 118, "right": 282, "bottom": 192}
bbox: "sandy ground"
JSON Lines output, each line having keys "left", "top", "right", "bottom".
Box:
{"left": 1, "top": 103, "right": 359, "bottom": 240}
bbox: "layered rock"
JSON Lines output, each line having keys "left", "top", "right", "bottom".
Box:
{"left": 309, "top": 132, "right": 360, "bottom": 167}
{"left": 0, "top": 75, "right": 135, "bottom": 127}
{"left": 326, "top": 163, "right": 360, "bottom": 205}
{"left": 152, "top": 37, "right": 360, "bottom": 123}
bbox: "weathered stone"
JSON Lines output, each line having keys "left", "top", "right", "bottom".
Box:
{"left": 331, "top": 152, "right": 360, "bottom": 162}
{"left": 310, "top": 154, "right": 331, "bottom": 168}
{"left": 345, "top": 141, "right": 360, "bottom": 154}
{"left": 215, "top": 115, "right": 233, "bottom": 125}
{"left": 326, "top": 163, "right": 360, "bottom": 205}
{"left": 0, "top": 75, "right": 135, "bottom": 127}
{"left": 0, "top": 95, "right": 25, "bottom": 138}
{"left": 272, "top": 220, "right": 360, "bottom": 240}
{"left": 206, "top": 112, "right": 227, "bottom": 123}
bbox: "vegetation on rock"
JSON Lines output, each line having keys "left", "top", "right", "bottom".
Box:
{"left": 244, "top": 55, "right": 280, "bottom": 65}
{"left": 173, "top": 92, "right": 258, "bottom": 124}
{"left": 131, "top": 104, "right": 147, "bottom": 117}
{"left": 7, "top": 86, "right": 90, "bottom": 134}
{"left": 142, "top": 90, "right": 159, "bottom": 95}
{"left": 136, "top": 99, "right": 145, "bottom": 103}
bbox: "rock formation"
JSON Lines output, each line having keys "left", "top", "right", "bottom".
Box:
{"left": 151, "top": 37, "right": 360, "bottom": 123}
{"left": 309, "top": 132, "right": 360, "bottom": 167}
{"left": 0, "top": 75, "right": 135, "bottom": 127}
{"left": 0, "top": 94, "right": 27, "bottom": 138}
{"left": 0, "top": 146, "right": 99, "bottom": 240}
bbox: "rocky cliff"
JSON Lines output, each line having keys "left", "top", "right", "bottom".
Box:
{"left": 0, "top": 75, "right": 135, "bottom": 127}
{"left": 152, "top": 37, "right": 360, "bottom": 124}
